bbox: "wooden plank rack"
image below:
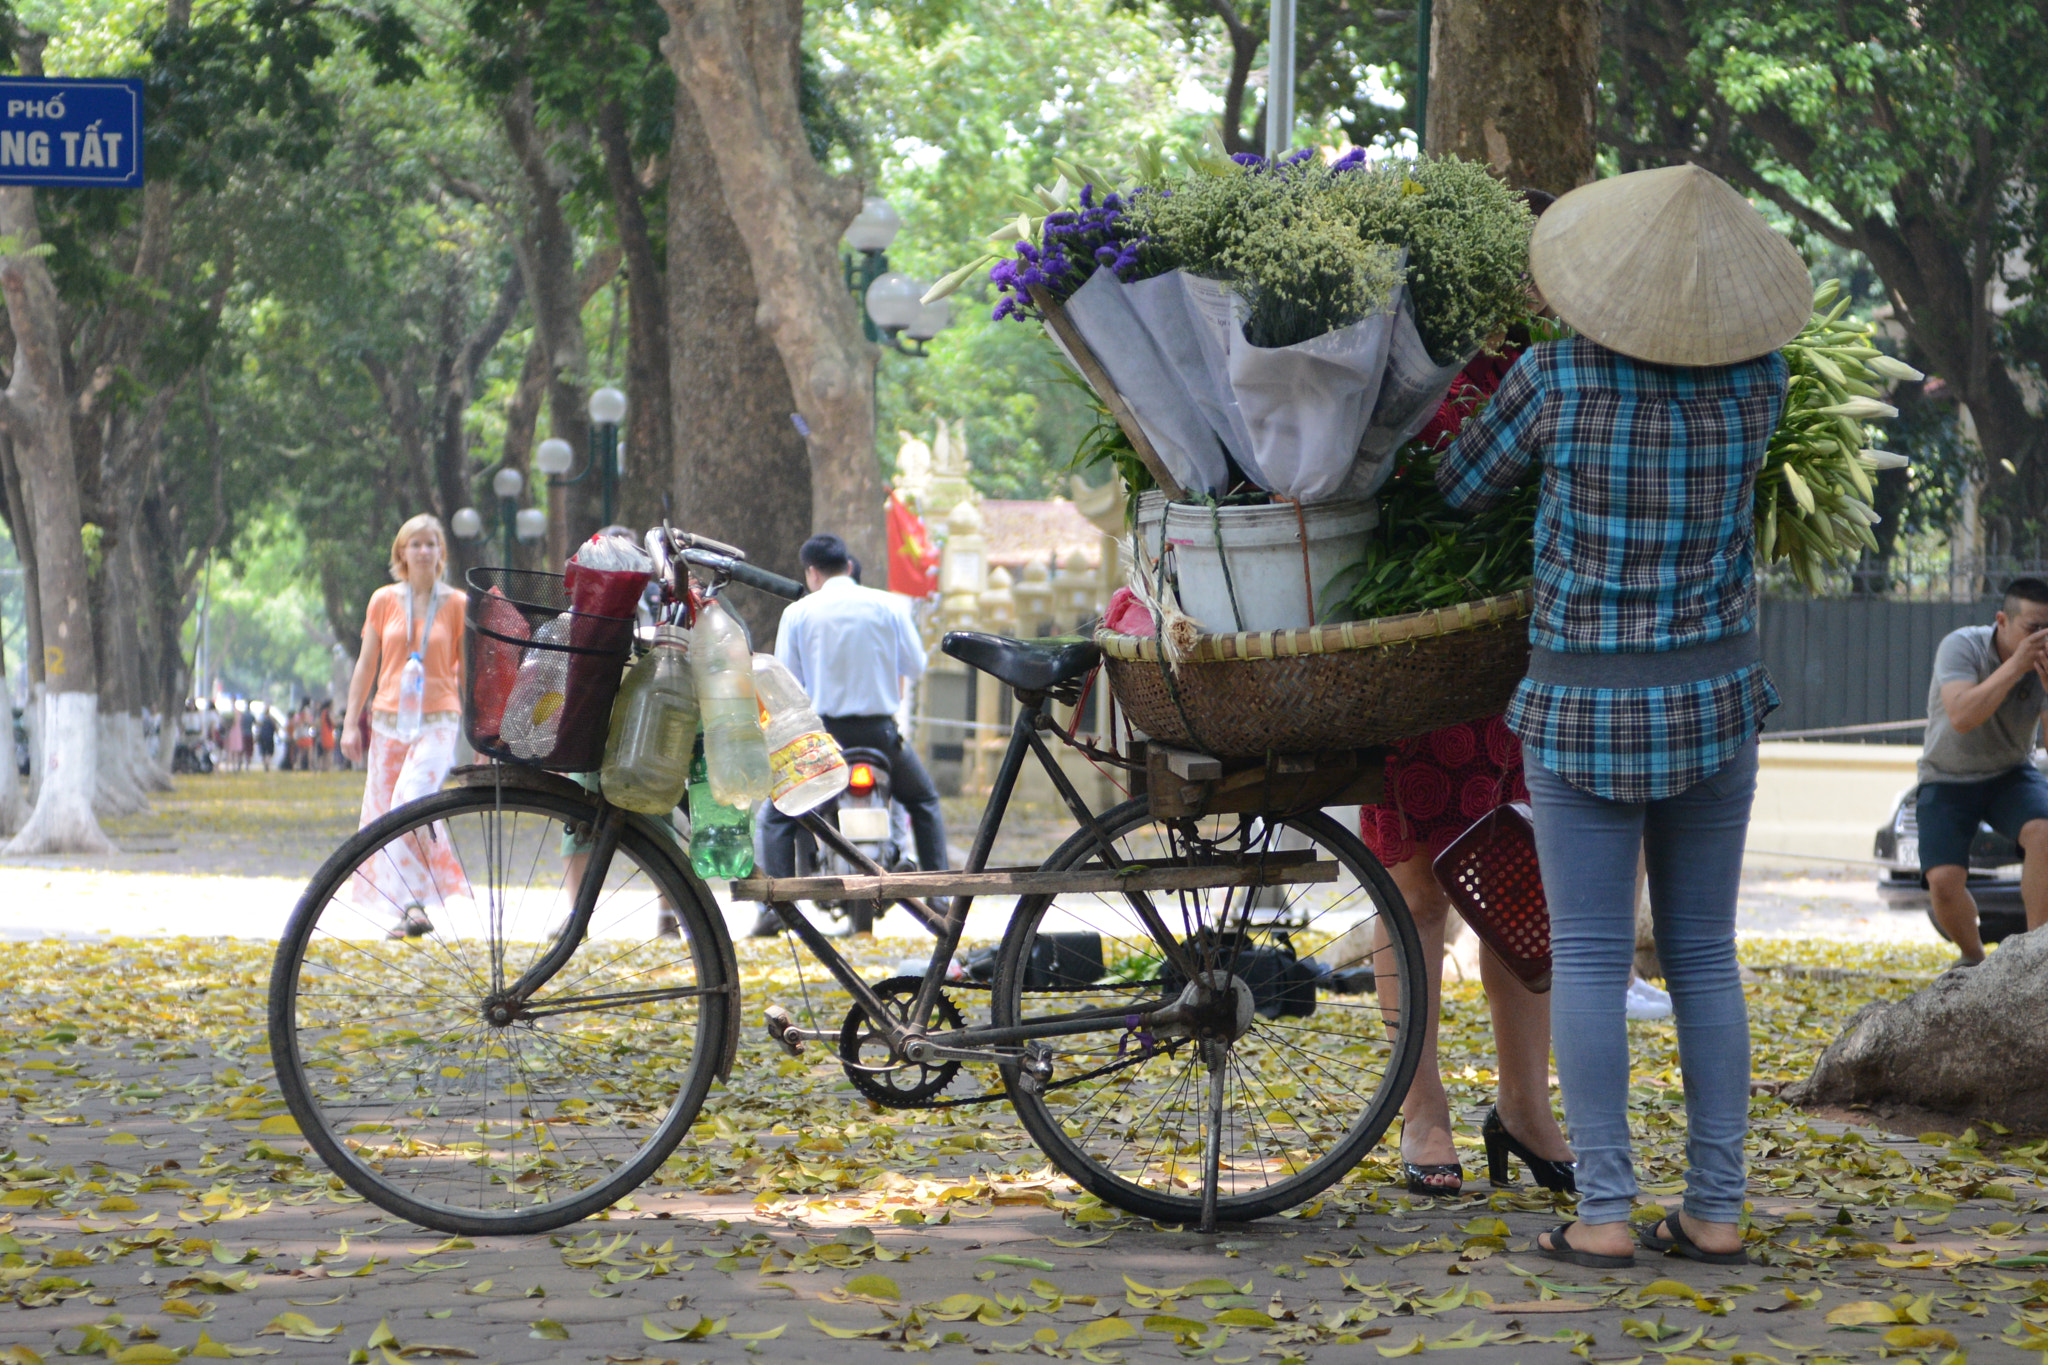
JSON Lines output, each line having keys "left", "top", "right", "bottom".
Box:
{"left": 730, "top": 849, "right": 1339, "bottom": 903}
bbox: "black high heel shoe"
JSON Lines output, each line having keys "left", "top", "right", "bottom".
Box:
{"left": 1402, "top": 1160, "right": 1464, "bottom": 1197}
{"left": 1483, "top": 1108, "right": 1575, "bottom": 1193}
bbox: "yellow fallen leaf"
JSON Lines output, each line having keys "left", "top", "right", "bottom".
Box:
{"left": 845, "top": 1273, "right": 900, "bottom": 1301}
{"left": 187, "top": 1331, "right": 279, "bottom": 1359}
{"left": 256, "top": 1314, "right": 342, "bottom": 1340}
{"left": 367, "top": 1320, "right": 400, "bottom": 1350}
{"left": 1211, "top": 1309, "right": 1277, "bottom": 1328}
{"left": 110, "top": 1348, "right": 183, "bottom": 1365}
{"left": 1883, "top": 1326, "right": 1958, "bottom": 1350}
{"left": 1825, "top": 1301, "right": 1900, "bottom": 1326}
{"left": 96, "top": 1196, "right": 138, "bottom": 1212}
{"left": 103, "top": 1132, "right": 140, "bottom": 1145}
{"left": 808, "top": 1316, "right": 892, "bottom": 1340}
{"left": 642, "top": 1316, "right": 722, "bottom": 1341}
{"left": 730, "top": 1325, "right": 786, "bottom": 1342}
{"left": 1064, "top": 1319, "right": 1137, "bottom": 1350}
{"left": 255, "top": 1115, "right": 300, "bottom": 1135}
{"left": 527, "top": 1320, "right": 569, "bottom": 1340}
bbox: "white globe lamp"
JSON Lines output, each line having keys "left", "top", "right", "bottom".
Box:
{"left": 535, "top": 438, "right": 574, "bottom": 476}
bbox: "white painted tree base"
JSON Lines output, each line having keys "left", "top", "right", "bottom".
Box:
{"left": 10, "top": 691, "right": 114, "bottom": 855}
{"left": 93, "top": 711, "right": 150, "bottom": 816}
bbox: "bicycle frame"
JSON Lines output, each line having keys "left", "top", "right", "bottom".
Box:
{"left": 763, "top": 685, "right": 1201, "bottom": 1067}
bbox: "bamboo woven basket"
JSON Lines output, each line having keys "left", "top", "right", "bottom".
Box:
{"left": 1097, "top": 591, "right": 1532, "bottom": 757}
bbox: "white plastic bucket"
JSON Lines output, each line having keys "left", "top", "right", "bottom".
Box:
{"left": 1135, "top": 493, "right": 1378, "bottom": 633}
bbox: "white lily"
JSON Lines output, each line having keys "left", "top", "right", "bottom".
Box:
{"left": 1859, "top": 450, "right": 1911, "bottom": 469}
{"left": 1865, "top": 354, "right": 1924, "bottom": 383}
{"left": 1816, "top": 397, "right": 1900, "bottom": 421}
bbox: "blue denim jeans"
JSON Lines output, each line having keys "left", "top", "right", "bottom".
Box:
{"left": 1524, "top": 740, "right": 1758, "bottom": 1226}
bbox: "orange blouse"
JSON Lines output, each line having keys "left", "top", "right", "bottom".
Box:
{"left": 361, "top": 583, "right": 467, "bottom": 714}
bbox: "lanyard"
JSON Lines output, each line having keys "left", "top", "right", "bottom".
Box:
{"left": 403, "top": 584, "right": 444, "bottom": 660}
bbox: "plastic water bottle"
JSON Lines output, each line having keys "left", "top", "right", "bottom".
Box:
{"left": 686, "top": 741, "right": 755, "bottom": 879}
{"left": 600, "top": 625, "right": 699, "bottom": 814}
{"left": 395, "top": 653, "right": 425, "bottom": 742}
{"left": 753, "top": 654, "right": 848, "bottom": 815}
{"left": 500, "top": 613, "right": 573, "bottom": 759}
{"left": 689, "top": 600, "right": 772, "bottom": 807}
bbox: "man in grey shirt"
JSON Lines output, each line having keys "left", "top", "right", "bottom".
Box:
{"left": 1917, "top": 578, "right": 2048, "bottom": 963}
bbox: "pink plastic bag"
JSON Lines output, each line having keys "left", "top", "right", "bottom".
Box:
{"left": 1103, "top": 586, "right": 1155, "bottom": 637}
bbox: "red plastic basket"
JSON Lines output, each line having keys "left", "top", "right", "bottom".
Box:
{"left": 1431, "top": 802, "right": 1552, "bottom": 993}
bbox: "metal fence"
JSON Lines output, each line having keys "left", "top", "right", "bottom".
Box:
{"left": 1759, "top": 595, "right": 2001, "bottom": 741}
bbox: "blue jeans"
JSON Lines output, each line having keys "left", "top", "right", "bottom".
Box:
{"left": 1524, "top": 740, "right": 1758, "bottom": 1227}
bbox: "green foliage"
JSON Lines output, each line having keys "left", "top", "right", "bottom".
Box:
{"left": 815, "top": 0, "right": 1217, "bottom": 498}
{"left": 1603, "top": 0, "right": 2048, "bottom": 528}
{"left": 1125, "top": 0, "right": 1418, "bottom": 152}
{"left": 1126, "top": 162, "right": 1404, "bottom": 349}
{"left": 190, "top": 514, "right": 344, "bottom": 703}
{"left": 1340, "top": 451, "right": 1537, "bottom": 619}
{"left": 1324, "top": 157, "right": 1535, "bottom": 363}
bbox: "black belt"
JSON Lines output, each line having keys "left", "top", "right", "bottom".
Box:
{"left": 1526, "top": 629, "right": 1760, "bottom": 688}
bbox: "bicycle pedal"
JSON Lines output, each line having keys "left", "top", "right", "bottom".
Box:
{"left": 764, "top": 1005, "right": 805, "bottom": 1058}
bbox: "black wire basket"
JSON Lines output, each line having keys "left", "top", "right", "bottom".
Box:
{"left": 464, "top": 568, "right": 636, "bottom": 772}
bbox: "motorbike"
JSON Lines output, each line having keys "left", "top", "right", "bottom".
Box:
{"left": 793, "top": 745, "right": 915, "bottom": 934}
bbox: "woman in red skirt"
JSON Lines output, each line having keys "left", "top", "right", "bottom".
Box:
{"left": 1364, "top": 716, "right": 1573, "bottom": 1196}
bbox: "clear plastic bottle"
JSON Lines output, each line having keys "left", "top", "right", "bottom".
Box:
{"left": 689, "top": 600, "right": 772, "bottom": 807}
{"left": 687, "top": 741, "right": 755, "bottom": 879}
{"left": 395, "top": 653, "right": 426, "bottom": 742}
{"left": 499, "top": 613, "right": 573, "bottom": 759}
{"left": 600, "top": 625, "right": 699, "bottom": 814}
{"left": 753, "top": 654, "right": 848, "bottom": 815}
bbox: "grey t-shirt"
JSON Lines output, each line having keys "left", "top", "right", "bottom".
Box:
{"left": 1919, "top": 624, "right": 2046, "bottom": 784}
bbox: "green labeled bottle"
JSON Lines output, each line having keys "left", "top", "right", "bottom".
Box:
{"left": 600, "top": 625, "right": 699, "bottom": 814}
{"left": 687, "top": 738, "right": 755, "bottom": 879}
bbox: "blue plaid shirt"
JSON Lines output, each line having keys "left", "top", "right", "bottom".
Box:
{"left": 1439, "top": 338, "right": 1788, "bottom": 801}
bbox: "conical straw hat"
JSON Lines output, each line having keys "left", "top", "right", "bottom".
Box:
{"left": 1529, "top": 165, "right": 1810, "bottom": 367}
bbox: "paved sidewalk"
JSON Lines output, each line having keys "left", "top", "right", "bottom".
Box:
{"left": 4, "top": 936, "right": 2046, "bottom": 1363}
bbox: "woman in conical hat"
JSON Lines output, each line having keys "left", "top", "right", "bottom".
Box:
{"left": 1438, "top": 164, "right": 1808, "bottom": 1270}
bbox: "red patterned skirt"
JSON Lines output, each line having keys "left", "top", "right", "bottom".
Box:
{"left": 1359, "top": 715, "right": 1527, "bottom": 867}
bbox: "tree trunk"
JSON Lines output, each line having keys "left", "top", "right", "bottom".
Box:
{"left": 665, "top": 75, "right": 813, "bottom": 648}
{"left": 597, "top": 99, "right": 674, "bottom": 540}
{"left": 1426, "top": 0, "right": 1600, "bottom": 194}
{"left": 503, "top": 83, "right": 599, "bottom": 549}
{"left": 0, "top": 638, "right": 23, "bottom": 835}
{"left": 660, "top": 0, "right": 883, "bottom": 573}
{"left": 0, "top": 187, "right": 112, "bottom": 854}
{"left": 1785, "top": 929, "right": 2048, "bottom": 1128}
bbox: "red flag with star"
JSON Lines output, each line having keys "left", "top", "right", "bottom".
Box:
{"left": 887, "top": 491, "right": 938, "bottom": 597}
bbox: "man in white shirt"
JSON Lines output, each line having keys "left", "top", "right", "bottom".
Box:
{"left": 751, "top": 534, "right": 948, "bottom": 936}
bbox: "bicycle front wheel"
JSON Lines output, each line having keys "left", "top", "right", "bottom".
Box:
{"left": 991, "top": 800, "right": 1425, "bottom": 1223}
{"left": 268, "top": 783, "right": 731, "bottom": 1234}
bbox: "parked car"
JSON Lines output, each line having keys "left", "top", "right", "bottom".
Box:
{"left": 1873, "top": 783, "right": 2028, "bottom": 944}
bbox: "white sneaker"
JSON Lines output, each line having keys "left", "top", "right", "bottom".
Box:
{"left": 1625, "top": 979, "right": 1673, "bottom": 1021}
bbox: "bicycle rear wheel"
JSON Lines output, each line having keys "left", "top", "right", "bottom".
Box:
{"left": 991, "top": 800, "right": 1425, "bottom": 1223}
{"left": 268, "top": 784, "right": 730, "bottom": 1234}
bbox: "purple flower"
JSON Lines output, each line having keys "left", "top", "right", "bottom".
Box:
{"left": 1331, "top": 147, "right": 1368, "bottom": 173}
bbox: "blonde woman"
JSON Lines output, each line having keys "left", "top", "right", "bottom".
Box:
{"left": 340, "top": 514, "right": 469, "bottom": 937}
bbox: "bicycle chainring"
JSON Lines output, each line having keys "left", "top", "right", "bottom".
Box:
{"left": 838, "top": 975, "right": 966, "bottom": 1108}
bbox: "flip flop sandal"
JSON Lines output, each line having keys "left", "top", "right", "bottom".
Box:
{"left": 1640, "top": 1215, "right": 1750, "bottom": 1265}
{"left": 1536, "top": 1221, "right": 1634, "bottom": 1269}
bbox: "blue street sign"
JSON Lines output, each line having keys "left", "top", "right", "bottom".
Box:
{"left": 0, "top": 77, "right": 144, "bottom": 189}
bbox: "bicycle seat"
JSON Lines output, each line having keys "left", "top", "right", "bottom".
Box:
{"left": 941, "top": 632, "right": 1101, "bottom": 691}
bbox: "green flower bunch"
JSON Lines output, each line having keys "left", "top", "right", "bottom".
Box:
{"left": 1123, "top": 160, "right": 1404, "bottom": 350}
{"left": 1323, "top": 156, "right": 1536, "bottom": 363}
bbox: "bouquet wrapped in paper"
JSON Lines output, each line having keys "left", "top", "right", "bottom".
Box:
{"left": 934, "top": 150, "right": 1536, "bottom": 508}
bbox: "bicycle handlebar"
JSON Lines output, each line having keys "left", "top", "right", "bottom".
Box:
{"left": 679, "top": 548, "right": 803, "bottom": 602}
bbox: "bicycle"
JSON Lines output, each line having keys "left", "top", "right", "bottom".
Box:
{"left": 267, "top": 527, "right": 1426, "bottom": 1235}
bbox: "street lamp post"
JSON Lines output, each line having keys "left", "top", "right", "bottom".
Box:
{"left": 452, "top": 469, "right": 548, "bottom": 569}
{"left": 535, "top": 389, "right": 629, "bottom": 541}
{"left": 491, "top": 466, "right": 525, "bottom": 567}
{"left": 842, "top": 195, "right": 952, "bottom": 358}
